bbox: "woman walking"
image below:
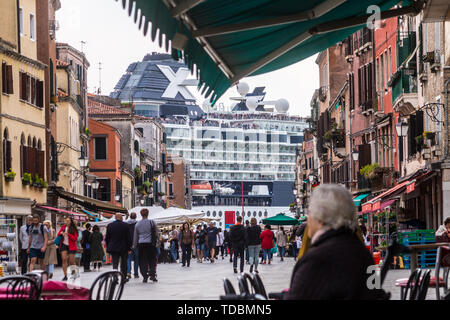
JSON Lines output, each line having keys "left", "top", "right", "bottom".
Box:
{"left": 260, "top": 225, "right": 274, "bottom": 264}
{"left": 179, "top": 223, "right": 195, "bottom": 267}
{"left": 246, "top": 218, "right": 262, "bottom": 273}
{"left": 43, "top": 220, "right": 58, "bottom": 279}
{"left": 90, "top": 225, "right": 105, "bottom": 271}
{"left": 276, "top": 227, "right": 288, "bottom": 261}
{"left": 57, "top": 217, "right": 79, "bottom": 281}
{"left": 216, "top": 228, "right": 224, "bottom": 260}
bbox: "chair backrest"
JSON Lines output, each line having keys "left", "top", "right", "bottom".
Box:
{"left": 401, "top": 269, "right": 419, "bottom": 300}
{"left": 238, "top": 273, "right": 256, "bottom": 295}
{"left": 252, "top": 273, "right": 268, "bottom": 299}
{"left": 0, "top": 276, "right": 40, "bottom": 300}
{"left": 24, "top": 271, "right": 48, "bottom": 292}
{"left": 223, "top": 278, "right": 236, "bottom": 295}
{"left": 89, "top": 271, "right": 125, "bottom": 300}
{"left": 416, "top": 269, "right": 431, "bottom": 300}
{"left": 408, "top": 269, "right": 423, "bottom": 300}
{"left": 435, "top": 246, "right": 450, "bottom": 300}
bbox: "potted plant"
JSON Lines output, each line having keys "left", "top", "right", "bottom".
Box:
{"left": 32, "top": 174, "right": 40, "bottom": 188}
{"left": 22, "top": 172, "right": 32, "bottom": 185}
{"left": 83, "top": 127, "right": 91, "bottom": 137}
{"left": 158, "top": 192, "right": 165, "bottom": 197}
{"left": 143, "top": 180, "right": 152, "bottom": 192}
{"left": 134, "top": 166, "right": 142, "bottom": 178}
{"left": 415, "top": 135, "right": 424, "bottom": 146}
{"left": 137, "top": 185, "right": 147, "bottom": 195}
{"left": 50, "top": 95, "right": 58, "bottom": 104}
{"left": 4, "top": 169, "right": 16, "bottom": 182}
{"left": 324, "top": 130, "right": 332, "bottom": 141}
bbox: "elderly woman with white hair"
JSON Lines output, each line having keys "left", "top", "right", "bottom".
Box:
{"left": 284, "top": 184, "right": 386, "bottom": 300}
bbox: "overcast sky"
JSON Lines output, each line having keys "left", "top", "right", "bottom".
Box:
{"left": 56, "top": 0, "right": 319, "bottom": 117}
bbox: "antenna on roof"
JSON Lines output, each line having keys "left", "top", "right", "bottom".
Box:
{"left": 80, "top": 40, "right": 86, "bottom": 53}
{"left": 98, "top": 62, "right": 102, "bottom": 95}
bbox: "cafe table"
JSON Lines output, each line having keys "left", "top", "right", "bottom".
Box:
{"left": 377, "top": 243, "right": 449, "bottom": 273}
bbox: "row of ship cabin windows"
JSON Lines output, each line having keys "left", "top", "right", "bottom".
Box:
{"left": 205, "top": 210, "right": 269, "bottom": 218}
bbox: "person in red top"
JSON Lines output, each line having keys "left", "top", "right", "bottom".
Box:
{"left": 260, "top": 225, "right": 275, "bottom": 264}
{"left": 57, "top": 217, "right": 79, "bottom": 281}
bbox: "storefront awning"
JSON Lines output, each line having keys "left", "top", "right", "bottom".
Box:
{"left": 38, "top": 206, "right": 87, "bottom": 222}
{"left": 117, "top": 0, "right": 420, "bottom": 102}
{"left": 353, "top": 193, "right": 370, "bottom": 207}
{"left": 54, "top": 189, "right": 128, "bottom": 214}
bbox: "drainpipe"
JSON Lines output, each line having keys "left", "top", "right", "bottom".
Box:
{"left": 444, "top": 78, "right": 450, "bottom": 159}
{"left": 16, "top": 0, "right": 21, "bottom": 54}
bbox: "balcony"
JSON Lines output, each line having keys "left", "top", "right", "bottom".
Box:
{"left": 391, "top": 31, "right": 418, "bottom": 117}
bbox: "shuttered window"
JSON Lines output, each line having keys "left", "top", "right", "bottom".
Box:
{"left": 94, "top": 137, "right": 107, "bottom": 160}
{"left": 3, "top": 139, "right": 12, "bottom": 173}
{"left": 1, "top": 62, "right": 13, "bottom": 94}
{"left": 18, "top": 71, "right": 43, "bottom": 108}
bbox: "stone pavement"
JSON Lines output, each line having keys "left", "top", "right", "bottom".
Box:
{"left": 51, "top": 256, "right": 437, "bottom": 300}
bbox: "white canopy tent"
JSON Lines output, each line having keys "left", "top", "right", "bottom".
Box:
{"left": 91, "top": 206, "right": 206, "bottom": 227}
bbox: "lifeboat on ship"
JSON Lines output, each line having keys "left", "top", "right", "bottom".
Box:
{"left": 191, "top": 182, "right": 213, "bottom": 196}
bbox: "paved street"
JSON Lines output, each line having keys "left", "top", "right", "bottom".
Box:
{"left": 51, "top": 256, "right": 437, "bottom": 300}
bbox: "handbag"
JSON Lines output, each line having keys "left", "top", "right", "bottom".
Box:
{"left": 54, "top": 234, "right": 63, "bottom": 247}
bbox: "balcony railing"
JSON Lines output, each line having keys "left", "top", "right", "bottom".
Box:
{"left": 391, "top": 69, "right": 418, "bottom": 105}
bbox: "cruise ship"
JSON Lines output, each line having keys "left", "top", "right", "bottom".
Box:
{"left": 111, "top": 53, "right": 309, "bottom": 228}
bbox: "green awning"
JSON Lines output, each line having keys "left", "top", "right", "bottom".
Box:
{"left": 262, "top": 213, "right": 299, "bottom": 226}
{"left": 116, "top": 0, "right": 418, "bottom": 102}
{"left": 353, "top": 193, "right": 370, "bottom": 207}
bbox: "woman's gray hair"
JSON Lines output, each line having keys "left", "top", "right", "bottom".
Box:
{"left": 308, "top": 184, "right": 357, "bottom": 231}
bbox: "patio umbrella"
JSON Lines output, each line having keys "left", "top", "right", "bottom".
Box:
{"left": 262, "top": 213, "right": 299, "bottom": 226}
{"left": 115, "top": 0, "right": 421, "bottom": 102}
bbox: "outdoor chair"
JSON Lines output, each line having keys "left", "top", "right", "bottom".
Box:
{"left": 0, "top": 276, "right": 40, "bottom": 300}
{"left": 24, "top": 271, "right": 48, "bottom": 295}
{"left": 89, "top": 271, "right": 125, "bottom": 300}
{"left": 396, "top": 269, "right": 420, "bottom": 300}
{"left": 237, "top": 273, "right": 257, "bottom": 295}
{"left": 432, "top": 246, "right": 450, "bottom": 300}
{"left": 416, "top": 269, "right": 431, "bottom": 300}
{"left": 223, "top": 278, "right": 236, "bottom": 295}
{"left": 252, "top": 272, "right": 268, "bottom": 299}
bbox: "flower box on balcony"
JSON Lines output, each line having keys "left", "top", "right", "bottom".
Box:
{"left": 4, "top": 169, "right": 16, "bottom": 183}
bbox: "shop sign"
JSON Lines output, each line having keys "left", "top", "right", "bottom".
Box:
{"left": 372, "top": 201, "right": 381, "bottom": 211}
{"left": 362, "top": 203, "right": 372, "bottom": 212}
{"left": 406, "top": 181, "right": 415, "bottom": 194}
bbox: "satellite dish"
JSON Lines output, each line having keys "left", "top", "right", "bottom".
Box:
{"left": 246, "top": 97, "right": 259, "bottom": 111}
{"left": 275, "top": 98, "right": 289, "bottom": 113}
{"left": 237, "top": 82, "right": 250, "bottom": 97}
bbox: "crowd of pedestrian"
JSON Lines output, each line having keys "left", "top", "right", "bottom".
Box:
{"left": 16, "top": 209, "right": 301, "bottom": 284}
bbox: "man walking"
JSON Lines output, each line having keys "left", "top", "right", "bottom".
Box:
{"left": 27, "top": 215, "right": 49, "bottom": 272}
{"left": 105, "top": 213, "right": 131, "bottom": 282}
{"left": 133, "top": 209, "right": 158, "bottom": 283}
{"left": 81, "top": 223, "right": 92, "bottom": 272}
{"left": 245, "top": 220, "right": 250, "bottom": 264}
{"left": 230, "top": 216, "right": 247, "bottom": 274}
{"left": 19, "top": 215, "right": 33, "bottom": 274}
{"left": 126, "top": 212, "right": 139, "bottom": 279}
{"left": 205, "top": 222, "right": 218, "bottom": 263}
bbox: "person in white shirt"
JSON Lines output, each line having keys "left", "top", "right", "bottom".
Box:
{"left": 216, "top": 228, "right": 225, "bottom": 260}
{"left": 19, "top": 215, "right": 33, "bottom": 274}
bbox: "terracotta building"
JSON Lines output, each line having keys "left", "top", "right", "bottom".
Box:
{"left": 88, "top": 118, "right": 123, "bottom": 208}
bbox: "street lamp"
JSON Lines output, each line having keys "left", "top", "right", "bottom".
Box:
{"left": 140, "top": 199, "right": 145, "bottom": 206}
{"left": 395, "top": 121, "right": 409, "bottom": 137}
{"left": 395, "top": 120, "right": 409, "bottom": 176}
{"left": 352, "top": 149, "right": 359, "bottom": 162}
{"left": 91, "top": 180, "right": 100, "bottom": 190}
{"left": 78, "top": 156, "right": 89, "bottom": 168}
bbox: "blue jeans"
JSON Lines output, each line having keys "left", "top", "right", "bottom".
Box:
{"left": 170, "top": 242, "right": 178, "bottom": 262}
{"left": 292, "top": 243, "right": 299, "bottom": 259}
{"left": 127, "top": 248, "right": 139, "bottom": 276}
{"left": 278, "top": 246, "right": 285, "bottom": 258}
{"left": 262, "top": 249, "right": 272, "bottom": 261}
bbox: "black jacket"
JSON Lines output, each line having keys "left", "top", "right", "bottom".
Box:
{"left": 246, "top": 225, "right": 262, "bottom": 246}
{"left": 285, "top": 227, "right": 386, "bottom": 300}
{"left": 229, "top": 224, "right": 246, "bottom": 248}
{"left": 105, "top": 221, "right": 132, "bottom": 254}
{"left": 81, "top": 230, "right": 91, "bottom": 249}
